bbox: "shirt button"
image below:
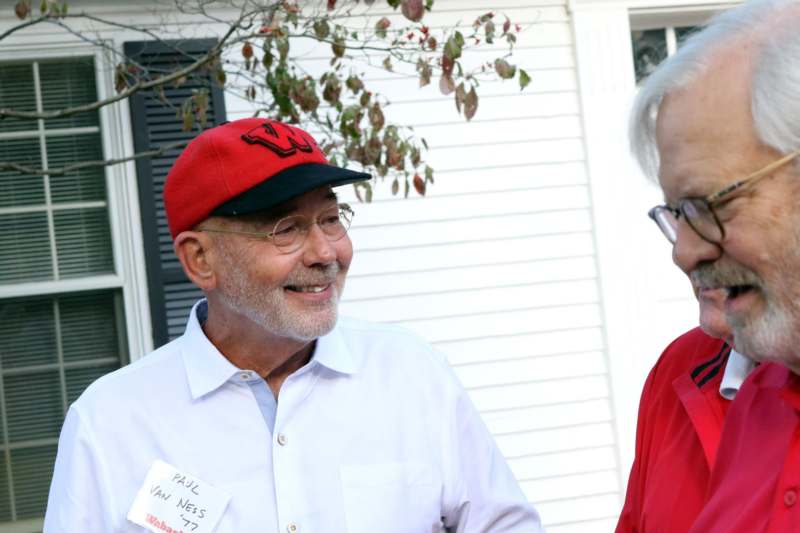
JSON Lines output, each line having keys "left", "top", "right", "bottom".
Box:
{"left": 785, "top": 489, "right": 798, "bottom": 507}
{"left": 277, "top": 433, "right": 288, "bottom": 446}
{"left": 287, "top": 523, "right": 298, "bottom": 532}
{"left": 240, "top": 372, "right": 251, "bottom": 380}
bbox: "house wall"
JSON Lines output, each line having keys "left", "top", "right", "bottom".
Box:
{"left": 0, "top": 0, "right": 743, "bottom": 531}
{"left": 230, "top": 1, "right": 622, "bottom": 529}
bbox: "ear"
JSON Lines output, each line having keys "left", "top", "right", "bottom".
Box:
{"left": 173, "top": 230, "right": 218, "bottom": 291}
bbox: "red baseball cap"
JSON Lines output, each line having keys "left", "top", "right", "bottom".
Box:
{"left": 163, "top": 118, "right": 371, "bottom": 238}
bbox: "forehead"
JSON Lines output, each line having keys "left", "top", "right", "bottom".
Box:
{"left": 654, "top": 51, "right": 762, "bottom": 201}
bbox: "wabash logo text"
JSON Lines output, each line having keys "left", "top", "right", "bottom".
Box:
{"left": 240, "top": 121, "right": 315, "bottom": 158}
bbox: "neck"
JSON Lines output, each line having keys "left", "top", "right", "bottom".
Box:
{"left": 202, "top": 301, "right": 315, "bottom": 397}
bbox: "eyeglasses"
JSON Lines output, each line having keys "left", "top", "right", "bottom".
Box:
{"left": 200, "top": 203, "right": 354, "bottom": 254}
{"left": 649, "top": 148, "right": 800, "bottom": 245}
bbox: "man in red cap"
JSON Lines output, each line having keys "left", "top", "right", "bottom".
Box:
{"left": 43, "top": 118, "right": 542, "bottom": 532}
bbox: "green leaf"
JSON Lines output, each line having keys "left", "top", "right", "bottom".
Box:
{"left": 443, "top": 36, "right": 462, "bottom": 61}
{"left": 519, "top": 68, "right": 531, "bottom": 91}
{"left": 313, "top": 20, "right": 330, "bottom": 39}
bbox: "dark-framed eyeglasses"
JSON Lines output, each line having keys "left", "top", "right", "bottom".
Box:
{"left": 649, "top": 148, "right": 800, "bottom": 245}
{"left": 200, "top": 203, "right": 354, "bottom": 254}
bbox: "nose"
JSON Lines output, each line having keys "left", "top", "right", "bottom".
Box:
{"left": 672, "top": 218, "right": 722, "bottom": 275}
{"left": 301, "top": 223, "right": 336, "bottom": 266}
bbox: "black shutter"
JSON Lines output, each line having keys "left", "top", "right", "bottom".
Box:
{"left": 125, "top": 39, "right": 227, "bottom": 348}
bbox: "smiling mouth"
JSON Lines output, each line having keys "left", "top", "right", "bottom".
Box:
{"left": 285, "top": 284, "right": 330, "bottom": 293}
{"left": 727, "top": 284, "right": 755, "bottom": 299}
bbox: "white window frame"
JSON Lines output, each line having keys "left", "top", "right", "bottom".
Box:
{"left": 0, "top": 41, "right": 153, "bottom": 368}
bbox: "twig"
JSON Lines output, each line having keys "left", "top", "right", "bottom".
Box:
{"left": 0, "top": 139, "right": 190, "bottom": 177}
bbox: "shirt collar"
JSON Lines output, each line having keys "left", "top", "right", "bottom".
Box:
{"left": 309, "top": 319, "right": 360, "bottom": 375}
{"left": 719, "top": 349, "right": 756, "bottom": 400}
{"left": 182, "top": 300, "right": 243, "bottom": 400}
{"left": 182, "top": 301, "right": 360, "bottom": 399}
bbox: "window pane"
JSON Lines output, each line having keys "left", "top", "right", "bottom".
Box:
{"left": 676, "top": 26, "right": 699, "bottom": 47}
{"left": 39, "top": 59, "right": 99, "bottom": 130}
{"left": 10, "top": 445, "right": 57, "bottom": 520}
{"left": 61, "top": 291, "right": 123, "bottom": 363}
{"left": 5, "top": 371, "right": 62, "bottom": 442}
{"left": 65, "top": 364, "right": 119, "bottom": 404}
{"left": 0, "top": 455, "right": 10, "bottom": 522}
{"left": 46, "top": 133, "right": 106, "bottom": 203}
{"left": 0, "top": 64, "right": 36, "bottom": 135}
{"left": 631, "top": 29, "right": 668, "bottom": 83}
{"left": 0, "top": 211, "right": 52, "bottom": 284}
{"left": 0, "top": 137, "right": 44, "bottom": 208}
{"left": 0, "top": 298, "right": 57, "bottom": 369}
{"left": 0, "top": 290, "right": 126, "bottom": 524}
{"left": 54, "top": 207, "right": 113, "bottom": 278}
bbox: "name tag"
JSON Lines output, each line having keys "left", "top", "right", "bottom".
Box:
{"left": 127, "top": 460, "right": 231, "bottom": 533}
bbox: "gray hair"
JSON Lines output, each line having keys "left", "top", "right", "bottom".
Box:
{"left": 630, "top": 0, "right": 800, "bottom": 179}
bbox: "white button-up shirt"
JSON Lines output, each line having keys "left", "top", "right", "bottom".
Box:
{"left": 44, "top": 301, "right": 542, "bottom": 532}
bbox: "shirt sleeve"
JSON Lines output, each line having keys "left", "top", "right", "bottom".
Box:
{"left": 43, "top": 405, "right": 114, "bottom": 532}
{"left": 615, "top": 360, "right": 661, "bottom": 533}
{"left": 440, "top": 365, "right": 544, "bottom": 532}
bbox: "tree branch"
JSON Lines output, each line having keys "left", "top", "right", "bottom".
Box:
{"left": 0, "top": 139, "right": 190, "bottom": 177}
{"left": 0, "top": 9, "right": 248, "bottom": 122}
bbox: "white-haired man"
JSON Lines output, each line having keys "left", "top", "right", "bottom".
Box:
{"left": 627, "top": 0, "right": 800, "bottom": 530}
{"left": 43, "top": 118, "right": 542, "bottom": 532}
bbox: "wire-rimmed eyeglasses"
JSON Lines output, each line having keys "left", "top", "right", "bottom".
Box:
{"left": 200, "top": 203, "right": 354, "bottom": 254}
{"left": 649, "top": 148, "right": 800, "bottom": 245}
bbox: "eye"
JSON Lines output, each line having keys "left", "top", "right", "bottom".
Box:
{"left": 319, "top": 213, "right": 342, "bottom": 227}
{"left": 272, "top": 217, "right": 300, "bottom": 237}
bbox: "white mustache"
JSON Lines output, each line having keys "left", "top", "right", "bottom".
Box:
{"left": 691, "top": 262, "right": 761, "bottom": 289}
{"left": 284, "top": 263, "right": 340, "bottom": 287}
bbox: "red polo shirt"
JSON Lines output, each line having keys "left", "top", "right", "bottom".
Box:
{"left": 688, "top": 362, "right": 800, "bottom": 532}
{"left": 616, "top": 328, "right": 731, "bottom": 533}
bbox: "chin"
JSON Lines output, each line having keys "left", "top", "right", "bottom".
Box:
{"left": 730, "top": 303, "right": 797, "bottom": 364}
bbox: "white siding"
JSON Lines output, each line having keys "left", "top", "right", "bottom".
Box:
{"left": 228, "top": 2, "right": 622, "bottom": 530}
{"left": 2, "top": 1, "right": 623, "bottom": 530}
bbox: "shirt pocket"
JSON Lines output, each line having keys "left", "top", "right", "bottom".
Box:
{"left": 340, "top": 462, "right": 443, "bottom": 533}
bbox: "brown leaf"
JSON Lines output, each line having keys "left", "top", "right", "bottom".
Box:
{"left": 413, "top": 174, "right": 426, "bottom": 195}
{"left": 241, "top": 42, "right": 254, "bottom": 59}
{"left": 454, "top": 82, "right": 466, "bottom": 113}
{"left": 494, "top": 58, "right": 516, "bottom": 79}
{"left": 441, "top": 53, "right": 453, "bottom": 76}
{"left": 332, "top": 37, "right": 345, "bottom": 58}
{"left": 346, "top": 76, "right": 364, "bottom": 93}
{"left": 391, "top": 178, "right": 399, "bottom": 196}
{"left": 416, "top": 58, "right": 431, "bottom": 87}
{"left": 503, "top": 16, "right": 511, "bottom": 34}
{"left": 427, "top": 36, "right": 437, "bottom": 51}
{"left": 369, "top": 103, "right": 385, "bottom": 131}
{"left": 439, "top": 74, "right": 455, "bottom": 96}
{"left": 382, "top": 56, "right": 393, "bottom": 72}
{"left": 327, "top": 0, "right": 336, "bottom": 9}
{"left": 14, "top": 0, "right": 29, "bottom": 19}
{"left": 401, "top": 0, "right": 424, "bottom": 22}
{"left": 464, "top": 87, "right": 478, "bottom": 120}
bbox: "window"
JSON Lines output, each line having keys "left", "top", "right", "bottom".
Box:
{"left": 631, "top": 25, "right": 699, "bottom": 82}
{"left": 0, "top": 57, "right": 128, "bottom": 530}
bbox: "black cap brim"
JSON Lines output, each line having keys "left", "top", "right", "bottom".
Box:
{"left": 210, "top": 162, "right": 371, "bottom": 217}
